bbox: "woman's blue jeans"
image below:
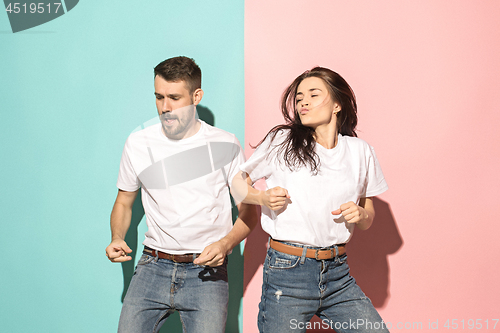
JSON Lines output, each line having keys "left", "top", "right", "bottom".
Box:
{"left": 118, "top": 253, "right": 228, "bottom": 333}
{"left": 258, "top": 243, "right": 390, "bottom": 333}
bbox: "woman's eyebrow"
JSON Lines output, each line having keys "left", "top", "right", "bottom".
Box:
{"left": 296, "top": 88, "right": 322, "bottom": 96}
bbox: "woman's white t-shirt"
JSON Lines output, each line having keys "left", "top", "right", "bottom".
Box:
{"left": 240, "top": 130, "right": 388, "bottom": 247}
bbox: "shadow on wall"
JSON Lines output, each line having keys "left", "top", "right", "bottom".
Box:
{"left": 347, "top": 197, "right": 403, "bottom": 308}
{"left": 243, "top": 180, "right": 267, "bottom": 295}
{"left": 243, "top": 197, "right": 403, "bottom": 333}
{"left": 197, "top": 104, "right": 215, "bottom": 127}
{"left": 118, "top": 106, "right": 243, "bottom": 333}
{"left": 308, "top": 197, "right": 403, "bottom": 332}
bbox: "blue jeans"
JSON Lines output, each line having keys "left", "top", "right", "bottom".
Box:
{"left": 258, "top": 243, "right": 389, "bottom": 333}
{"left": 118, "top": 253, "right": 228, "bottom": 333}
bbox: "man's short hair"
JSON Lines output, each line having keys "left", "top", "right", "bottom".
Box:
{"left": 154, "top": 56, "right": 202, "bottom": 94}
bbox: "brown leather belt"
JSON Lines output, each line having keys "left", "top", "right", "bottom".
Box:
{"left": 143, "top": 247, "right": 200, "bottom": 263}
{"left": 270, "top": 239, "right": 346, "bottom": 260}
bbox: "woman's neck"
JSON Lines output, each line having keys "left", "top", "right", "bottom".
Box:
{"left": 314, "top": 123, "right": 338, "bottom": 149}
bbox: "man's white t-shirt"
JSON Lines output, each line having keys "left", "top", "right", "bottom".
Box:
{"left": 117, "top": 120, "right": 245, "bottom": 254}
{"left": 240, "top": 130, "right": 388, "bottom": 247}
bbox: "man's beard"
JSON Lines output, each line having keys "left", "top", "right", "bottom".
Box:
{"left": 159, "top": 105, "right": 197, "bottom": 138}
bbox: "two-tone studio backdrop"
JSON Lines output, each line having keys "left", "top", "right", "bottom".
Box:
{"left": 1, "top": 1, "right": 499, "bottom": 332}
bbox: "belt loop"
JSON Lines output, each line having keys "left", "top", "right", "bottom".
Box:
{"left": 192, "top": 253, "right": 197, "bottom": 263}
{"left": 300, "top": 246, "right": 308, "bottom": 264}
{"left": 333, "top": 244, "right": 339, "bottom": 261}
{"left": 154, "top": 249, "right": 159, "bottom": 263}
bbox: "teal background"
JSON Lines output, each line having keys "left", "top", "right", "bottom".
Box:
{"left": 0, "top": 1, "right": 245, "bottom": 332}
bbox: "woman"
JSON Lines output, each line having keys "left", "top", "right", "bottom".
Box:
{"left": 232, "top": 67, "right": 390, "bottom": 333}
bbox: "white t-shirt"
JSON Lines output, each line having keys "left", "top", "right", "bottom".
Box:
{"left": 117, "top": 120, "right": 245, "bottom": 254}
{"left": 240, "top": 130, "right": 388, "bottom": 247}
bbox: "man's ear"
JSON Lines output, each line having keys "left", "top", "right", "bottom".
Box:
{"left": 192, "top": 88, "right": 204, "bottom": 105}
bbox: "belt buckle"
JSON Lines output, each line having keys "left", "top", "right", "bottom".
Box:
{"left": 314, "top": 248, "right": 335, "bottom": 260}
{"left": 314, "top": 249, "right": 321, "bottom": 260}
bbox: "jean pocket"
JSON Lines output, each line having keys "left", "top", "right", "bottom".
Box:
{"left": 137, "top": 254, "right": 155, "bottom": 266}
{"left": 268, "top": 249, "right": 300, "bottom": 270}
{"left": 335, "top": 254, "right": 348, "bottom": 265}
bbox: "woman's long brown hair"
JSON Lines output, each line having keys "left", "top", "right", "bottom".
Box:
{"left": 256, "top": 67, "right": 358, "bottom": 174}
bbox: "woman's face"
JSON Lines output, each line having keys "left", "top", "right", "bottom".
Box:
{"left": 295, "top": 76, "right": 341, "bottom": 130}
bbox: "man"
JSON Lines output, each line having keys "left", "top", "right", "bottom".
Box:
{"left": 105, "top": 56, "right": 258, "bottom": 333}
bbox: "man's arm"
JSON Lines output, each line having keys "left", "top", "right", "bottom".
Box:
{"left": 231, "top": 170, "right": 290, "bottom": 210}
{"left": 194, "top": 175, "right": 260, "bottom": 267}
{"left": 105, "top": 189, "right": 139, "bottom": 262}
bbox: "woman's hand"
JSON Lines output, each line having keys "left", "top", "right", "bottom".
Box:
{"left": 331, "top": 201, "right": 367, "bottom": 224}
{"left": 260, "top": 186, "right": 290, "bottom": 211}
{"left": 331, "top": 198, "right": 375, "bottom": 230}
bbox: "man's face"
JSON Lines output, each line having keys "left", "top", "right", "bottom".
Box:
{"left": 154, "top": 76, "right": 201, "bottom": 140}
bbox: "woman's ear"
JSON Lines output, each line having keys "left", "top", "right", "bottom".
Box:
{"left": 333, "top": 102, "right": 341, "bottom": 114}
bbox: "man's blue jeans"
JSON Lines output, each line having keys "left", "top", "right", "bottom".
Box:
{"left": 258, "top": 243, "right": 390, "bottom": 333}
{"left": 118, "top": 253, "right": 228, "bottom": 333}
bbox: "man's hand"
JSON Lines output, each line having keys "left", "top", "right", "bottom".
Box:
{"left": 331, "top": 201, "right": 368, "bottom": 225}
{"left": 105, "top": 239, "right": 133, "bottom": 263}
{"left": 107, "top": 189, "right": 138, "bottom": 263}
{"left": 193, "top": 240, "right": 230, "bottom": 267}
{"left": 261, "top": 186, "right": 290, "bottom": 211}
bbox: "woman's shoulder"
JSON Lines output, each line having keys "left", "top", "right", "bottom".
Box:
{"left": 341, "top": 134, "right": 374, "bottom": 152}
{"left": 260, "top": 127, "right": 290, "bottom": 147}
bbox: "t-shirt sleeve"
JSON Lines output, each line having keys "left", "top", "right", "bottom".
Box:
{"left": 363, "top": 145, "right": 389, "bottom": 198}
{"left": 116, "top": 137, "right": 141, "bottom": 192}
{"left": 225, "top": 135, "right": 246, "bottom": 185}
{"left": 239, "top": 132, "right": 279, "bottom": 183}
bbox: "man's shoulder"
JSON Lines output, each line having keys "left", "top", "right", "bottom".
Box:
{"left": 125, "top": 123, "right": 161, "bottom": 143}
{"left": 129, "top": 122, "right": 161, "bottom": 137}
{"left": 120, "top": 123, "right": 162, "bottom": 156}
{"left": 201, "top": 121, "right": 238, "bottom": 143}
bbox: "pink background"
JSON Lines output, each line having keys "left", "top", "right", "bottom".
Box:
{"left": 243, "top": 1, "right": 500, "bottom": 331}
